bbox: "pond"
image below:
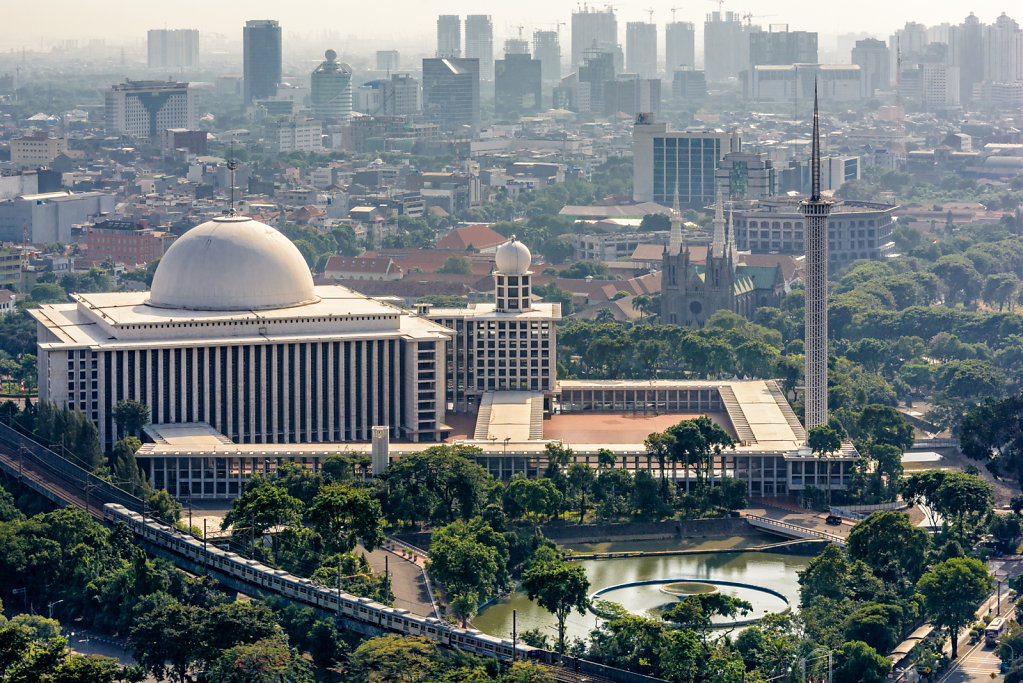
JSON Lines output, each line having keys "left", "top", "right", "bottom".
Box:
{"left": 473, "top": 545, "right": 810, "bottom": 644}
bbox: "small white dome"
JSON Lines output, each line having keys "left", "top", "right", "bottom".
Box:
{"left": 495, "top": 238, "right": 531, "bottom": 274}
{"left": 148, "top": 216, "right": 319, "bottom": 311}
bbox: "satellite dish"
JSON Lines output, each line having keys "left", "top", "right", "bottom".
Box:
{"left": 325, "top": 49, "right": 338, "bottom": 61}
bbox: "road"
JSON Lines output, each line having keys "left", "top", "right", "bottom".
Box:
{"left": 941, "top": 640, "right": 1002, "bottom": 682}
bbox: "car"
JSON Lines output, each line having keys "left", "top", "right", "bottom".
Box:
{"left": 825, "top": 515, "right": 842, "bottom": 526}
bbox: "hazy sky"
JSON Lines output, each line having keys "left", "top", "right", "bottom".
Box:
{"left": 4, "top": 0, "right": 1018, "bottom": 50}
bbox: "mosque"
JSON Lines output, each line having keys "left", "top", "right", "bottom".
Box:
{"left": 31, "top": 214, "right": 855, "bottom": 500}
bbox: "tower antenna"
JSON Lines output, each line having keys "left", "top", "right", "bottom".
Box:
{"left": 810, "top": 81, "right": 821, "bottom": 202}
{"left": 226, "top": 145, "right": 238, "bottom": 215}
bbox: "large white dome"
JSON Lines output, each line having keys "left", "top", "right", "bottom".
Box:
{"left": 495, "top": 238, "right": 531, "bottom": 274}
{"left": 148, "top": 216, "right": 319, "bottom": 311}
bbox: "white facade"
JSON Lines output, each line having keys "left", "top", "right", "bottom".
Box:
{"left": 105, "top": 80, "right": 198, "bottom": 138}
{"left": 274, "top": 118, "right": 324, "bottom": 153}
{"left": 31, "top": 216, "right": 452, "bottom": 449}
{"left": 11, "top": 136, "right": 68, "bottom": 166}
{"left": 310, "top": 50, "right": 353, "bottom": 123}
{"left": 984, "top": 13, "right": 1023, "bottom": 84}
{"left": 632, "top": 117, "right": 741, "bottom": 205}
{"left": 921, "top": 63, "right": 961, "bottom": 109}
{"left": 747, "top": 64, "right": 864, "bottom": 102}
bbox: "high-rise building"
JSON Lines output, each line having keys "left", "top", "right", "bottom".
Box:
{"left": 495, "top": 53, "right": 542, "bottom": 117}
{"left": 571, "top": 6, "right": 618, "bottom": 69}
{"left": 800, "top": 88, "right": 832, "bottom": 431}
{"left": 749, "top": 26, "right": 818, "bottom": 70}
{"left": 310, "top": 50, "right": 353, "bottom": 123}
{"left": 983, "top": 13, "right": 1023, "bottom": 84}
{"left": 851, "top": 38, "right": 890, "bottom": 95}
{"left": 105, "top": 80, "right": 198, "bottom": 138}
{"left": 665, "top": 22, "right": 696, "bottom": 73}
{"left": 422, "top": 58, "right": 480, "bottom": 132}
{"left": 632, "top": 115, "right": 741, "bottom": 204}
{"left": 953, "top": 13, "right": 984, "bottom": 104}
{"left": 704, "top": 12, "right": 751, "bottom": 83}
{"left": 532, "top": 30, "right": 561, "bottom": 85}
{"left": 604, "top": 75, "right": 660, "bottom": 118}
{"left": 577, "top": 48, "right": 616, "bottom": 113}
{"left": 376, "top": 50, "right": 400, "bottom": 72}
{"left": 504, "top": 38, "right": 530, "bottom": 55}
{"left": 920, "top": 63, "right": 960, "bottom": 109}
{"left": 147, "top": 29, "right": 199, "bottom": 70}
{"left": 714, "top": 151, "right": 775, "bottom": 200}
{"left": 385, "top": 74, "right": 421, "bottom": 116}
{"left": 672, "top": 68, "right": 707, "bottom": 99}
{"left": 243, "top": 20, "right": 282, "bottom": 103}
{"left": 625, "top": 21, "right": 657, "bottom": 79}
{"left": 437, "top": 15, "right": 461, "bottom": 58}
{"left": 465, "top": 15, "right": 494, "bottom": 81}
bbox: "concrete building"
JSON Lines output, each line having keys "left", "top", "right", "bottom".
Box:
{"left": 87, "top": 219, "right": 166, "bottom": 267}
{"left": 851, "top": 38, "right": 890, "bottom": 96}
{"left": 625, "top": 22, "right": 657, "bottom": 79}
{"left": 160, "top": 129, "right": 208, "bottom": 156}
{"left": 422, "top": 238, "right": 560, "bottom": 413}
{"left": 983, "top": 13, "right": 1023, "bottom": 84}
{"left": 147, "top": 29, "right": 199, "bottom": 70}
{"left": 571, "top": 6, "right": 619, "bottom": 69}
{"left": 604, "top": 76, "right": 660, "bottom": 118}
{"left": 672, "top": 68, "right": 707, "bottom": 99}
{"left": 504, "top": 39, "right": 529, "bottom": 56}
{"left": 271, "top": 117, "right": 323, "bottom": 153}
{"left": 704, "top": 12, "right": 750, "bottom": 83}
{"left": 0, "top": 191, "right": 114, "bottom": 245}
{"left": 243, "top": 20, "right": 282, "bottom": 103}
{"left": 465, "top": 15, "right": 494, "bottom": 82}
{"left": 376, "top": 50, "right": 400, "bottom": 72}
{"left": 665, "top": 22, "right": 696, "bottom": 73}
{"left": 731, "top": 196, "right": 896, "bottom": 269}
{"left": 310, "top": 49, "right": 353, "bottom": 123}
{"left": 31, "top": 215, "right": 453, "bottom": 450}
{"left": 749, "top": 26, "right": 818, "bottom": 71}
{"left": 715, "top": 151, "right": 776, "bottom": 200}
{"left": 437, "top": 15, "right": 461, "bottom": 58}
{"left": 422, "top": 58, "right": 480, "bottom": 132}
{"left": 495, "top": 53, "right": 542, "bottom": 117}
{"left": 11, "top": 136, "right": 68, "bottom": 166}
{"left": 577, "top": 48, "right": 616, "bottom": 113}
{"left": 746, "top": 64, "right": 864, "bottom": 102}
{"left": 105, "top": 80, "right": 198, "bottom": 139}
{"left": 632, "top": 115, "right": 741, "bottom": 205}
{"left": 920, "top": 63, "right": 960, "bottom": 109}
{"left": 532, "top": 30, "right": 561, "bottom": 86}
{"left": 0, "top": 246, "right": 23, "bottom": 291}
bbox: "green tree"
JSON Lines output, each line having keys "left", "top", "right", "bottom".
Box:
{"left": 112, "top": 399, "right": 150, "bottom": 438}
{"left": 208, "top": 635, "right": 312, "bottom": 683}
{"left": 522, "top": 557, "right": 590, "bottom": 654}
{"left": 833, "top": 640, "right": 891, "bottom": 683}
{"left": 427, "top": 519, "right": 503, "bottom": 606}
{"left": 842, "top": 604, "right": 905, "bottom": 654}
{"left": 306, "top": 483, "right": 385, "bottom": 554}
{"left": 798, "top": 543, "right": 848, "bottom": 606}
{"left": 129, "top": 601, "right": 203, "bottom": 683}
{"left": 222, "top": 478, "right": 304, "bottom": 560}
{"left": 566, "top": 462, "right": 596, "bottom": 523}
{"left": 846, "top": 510, "right": 930, "bottom": 584}
{"left": 436, "top": 255, "right": 473, "bottom": 275}
{"left": 917, "top": 557, "right": 993, "bottom": 659}
{"left": 349, "top": 635, "right": 439, "bottom": 683}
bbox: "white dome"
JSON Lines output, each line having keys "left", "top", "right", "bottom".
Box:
{"left": 148, "top": 216, "right": 319, "bottom": 311}
{"left": 495, "top": 238, "right": 531, "bottom": 274}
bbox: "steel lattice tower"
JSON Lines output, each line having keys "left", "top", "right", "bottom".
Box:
{"left": 799, "top": 85, "right": 833, "bottom": 430}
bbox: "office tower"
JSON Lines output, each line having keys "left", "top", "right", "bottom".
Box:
{"left": 422, "top": 58, "right": 480, "bottom": 131}
{"left": 532, "top": 30, "right": 561, "bottom": 84}
{"left": 920, "top": 63, "right": 960, "bottom": 109}
{"left": 632, "top": 115, "right": 740, "bottom": 204}
{"left": 704, "top": 12, "right": 750, "bottom": 83}
{"left": 672, "top": 68, "right": 707, "bottom": 99}
{"left": 571, "top": 6, "right": 618, "bottom": 69}
{"left": 749, "top": 26, "right": 818, "bottom": 69}
{"left": 147, "top": 29, "right": 199, "bottom": 69}
{"left": 495, "top": 53, "right": 542, "bottom": 117}
{"left": 243, "top": 20, "right": 282, "bottom": 103}
{"left": 954, "top": 13, "right": 984, "bottom": 103}
{"left": 504, "top": 38, "right": 530, "bottom": 55}
{"left": 577, "top": 48, "right": 616, "bottom": 113}
{"left": 984, "top": 13, "right": 1023, "bottom": 84}
{"left": 310, "top": 49, "right": 353, "bottom": 122}
{"left": 625, "top": 21, "right": 657, "bottom": 79}
{"left": 665, "top": 22, "right": 696, "bottom": 73}
{"left": 105, "top": 80, "right": 198, "bottom": 138}
{"left": 604, "top": 75, "right": 660, "bottom": 117}
{"left": 376, "top": 50, "right": 400, "bottom": 72}
{"left": 465, "top": 15, "right": 494, "bottom": 81}
{"left": 386, "top": 74, "right": 421, "bottom": 115}
{"left": 437, "top": 15, "right": 461, "bottom": 58}
{"left": 800, "top": 87, "right": 832, "bottom": 431}
{"left": 851, "top": 38, "right": 890, "bottom": 95}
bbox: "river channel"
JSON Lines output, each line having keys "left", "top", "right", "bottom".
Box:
{"left": 473, "top": 537, "right": 812, "bottom": 644}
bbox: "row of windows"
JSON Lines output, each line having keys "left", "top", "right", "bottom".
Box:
{"left": 118, "top": 313, "right": 397, "bottom": 331}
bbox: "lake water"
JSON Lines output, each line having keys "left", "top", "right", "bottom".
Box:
{"left": 473, "top": 545, "right": 811, "bottom": 644}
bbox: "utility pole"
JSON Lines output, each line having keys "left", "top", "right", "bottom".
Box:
{"left": 203, "top": 519, "right": 208, "bottom": 575}
{"left": 512, "top": 609, "right": 517, "bottom": 661}
{"left": 336, "top": 557, "right": 342, "bottom": 625}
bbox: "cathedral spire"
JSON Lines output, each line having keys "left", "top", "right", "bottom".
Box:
{"left": 727, "top": 204, "right": 737, "bottom": 265}
{"left": 711, "top": 189, "right": 726, "bottom": 259}
{"left": 669, "top": 185, "right": 683, "bottom": 254}
{"left": 811, "top": 81, "right": 821, "bottom": 202}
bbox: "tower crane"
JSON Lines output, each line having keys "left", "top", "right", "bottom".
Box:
{"left": 645, "top": 8, "right": 655, "bottom": 22}
{"left": 670, "top": 7, "right": 685, "bottom": 23}
{"left": 741, "top": 13, "right": 774, "bottom": 26}
{"left": 707, "top": 0, "right": 725, "bottom": 13}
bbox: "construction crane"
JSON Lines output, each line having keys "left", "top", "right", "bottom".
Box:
{"left": 514, "top": 24, "right": 525, "bottom": 39}
{"left": 707, "top": 0, "right": 725, "bottom": 13}
{"left": 645, "top": 8, "right": 655, "bottom": 22}
{"left": 741, "top": 12, "right": 774, "bottom": 26}
{"left": 670, "top": 7, "right": 685, "bottom": 22}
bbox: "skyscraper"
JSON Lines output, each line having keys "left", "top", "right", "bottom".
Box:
{"left": 105, "top": 80, "right": 198, "bottom": 138}
{"left": 625, "top": 21, "right": 657, "bottom": 79}
{"left": 851, "top": 38, "right": 890, "bottom": 95}
{"left": 147, "top": 29, "right": 199, "bottom": 70}
{"left": 422, "top": 58, "right": 480, "bottom": 132}
{"left": 310, "top": 49, "right": 353, "bottom": 122}
{"left": 577, "top": 48, "right": 616, "bottom": 114}
{"left": 571, "top": 7, "right": 618, "bottom": 69}
{"left": 243, "top": 20, "right": 282, "bottom": 103}
{"left": 504, "top": 38, "right": 530, "bottom": 55}
{"left": 495, "top": 53, "right": 542, "bottom": 117}
{"left": 532, "top": 30, "right": 561, "bottom": 85}
{"left": 749, "top": 26, "right": 818, "bottom": 70}
{"left": 376, "top": 50, "right": 400, "bottom": 73}
{"left": 437, "top": 15, "right": 461, "bottom": 58}
{"left": 465, "top": 15, "right": 494, "bottom": 81}
{"left": 984, "top": 13, "right": 1023, "bottom": 84}
{"left": 704, "top": 12, "right": 748, "bottom": 83}
{"left": 665, "top": 22, "right": 696, "bottom": 73}
{"left": 799, "top": 86, "right": 832, "bottom": 431}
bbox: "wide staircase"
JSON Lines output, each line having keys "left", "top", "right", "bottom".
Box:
{"left": 765, "top": 380, "right": 807, "bottom": 440}
{"left": 718, "top": 385, "right": 755, "bottom": 445}
{"left": 473, "top": 393, "right": 496, "bottom": 440}
{"left": 528, "top": 395, "right": 544, "bottom": 440}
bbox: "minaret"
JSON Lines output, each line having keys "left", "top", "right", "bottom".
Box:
{"left": 799, "top": 84, "right": 833, "bottom": 430}
{"left": 711, "top": 189, "right": 726, "bottom": 258}
{"left": 669, "top": 186, "right": 683, "bottom": 254}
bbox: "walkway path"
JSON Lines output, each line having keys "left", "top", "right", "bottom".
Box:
{"left": 361, "top": 544, "right": 437, "bottom": 618}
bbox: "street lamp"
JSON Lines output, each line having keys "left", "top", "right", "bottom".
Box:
{"left": 48, "top": 599, "right": 63, "bottom": 619}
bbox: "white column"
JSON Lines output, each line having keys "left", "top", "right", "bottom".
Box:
{"left": 326, "top": 342, "right": 335, "bottom": 440}
{"left": 281, "top": 345, "right": 290, "bottom": 441}
{"left": 348, "top": 342, "right": 357, "bottom": 440}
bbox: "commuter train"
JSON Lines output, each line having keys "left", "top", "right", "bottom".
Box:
{"left": 102, "top": 503, "right": 541, "bottom": 663}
